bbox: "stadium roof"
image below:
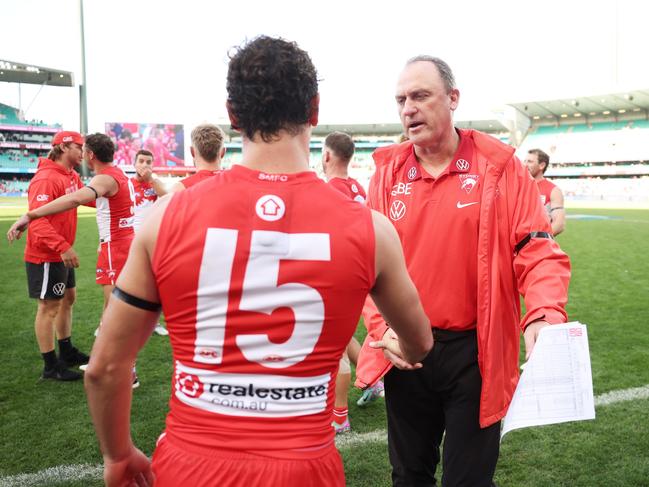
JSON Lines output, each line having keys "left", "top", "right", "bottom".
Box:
{"left": 0, "top": 59, "right": 74, "bottom": 87}
{"left": 509, "top": 89, "right": 649, "bottom": 122}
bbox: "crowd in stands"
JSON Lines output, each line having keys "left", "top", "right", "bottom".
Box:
{"left": 0, "top": 176, "right": 31, "bottom": 194}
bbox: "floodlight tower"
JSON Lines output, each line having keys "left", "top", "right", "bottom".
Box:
{"left": 79, "top": 0, "right": 88, "bottom": 136}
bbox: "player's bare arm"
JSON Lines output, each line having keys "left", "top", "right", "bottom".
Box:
{"left": 6, "top": 174, "right": 118, "bottom": 242}
{"left": 550, "top": 186, "right": 566, "bottom": 236}
{"left": 369, "top": 210, "right": 433, "bottom": 367}
{"left": 84, "top": 195, "right": 171, "bottom": 486}
{"left": 150, "top": 176, "right": 168, "bottom": 197}
{"left": 169, "top": 181, "right": 186, "bottom": 193}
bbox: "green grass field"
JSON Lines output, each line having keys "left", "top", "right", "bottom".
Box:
{"left": 1, "top": 197, "right": 648, "bottom": 486}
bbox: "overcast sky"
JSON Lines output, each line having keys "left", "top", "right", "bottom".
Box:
{"left": 1, "top": 0, "right": 647, "bottom": 133}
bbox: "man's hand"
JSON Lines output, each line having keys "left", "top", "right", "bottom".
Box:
{"left": 6, "top": 214, "right": 31, "bottom": 242}
{"left": 523, "top": 320, "right": 551, "bottom": 360}
{"left": 61, "top": 247, "right": 80, "bottom": 268}
{"left": 369, "top": 328, "right": 425, "bottom": 370}
{"left": 137, "top": 165, "right": 153, "bottom": 182}
{"left": 104, "top": 445, "right": 154, "bottom": 487}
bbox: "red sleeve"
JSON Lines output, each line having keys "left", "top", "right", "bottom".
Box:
{"left": 508, "top": 156, "right": 571, "bottom": 328}
{"left": 28, "top": 179, "right": 71, "bottom": 254}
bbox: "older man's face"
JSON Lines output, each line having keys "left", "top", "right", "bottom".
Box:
{"left": 395, "top": 61, "right": 459, "bottom": 148}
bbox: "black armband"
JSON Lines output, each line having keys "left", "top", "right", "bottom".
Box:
{"left": 514, "top": 231, "right": 553, "bottom": 255}
{"left": 112, "top": 287, "right": 161, "bottom": 312}
{"left": 86, "top": 185, "right": 99, "bottom": 199}
{"left": 549, "top": 206, "right": 564, "bottom": 212}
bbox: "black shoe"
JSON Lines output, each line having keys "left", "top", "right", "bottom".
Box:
{"left": 41, "top": 362, "right": 82, "bottom": 381}
{"left": 60, "top": 347, "right": 90, "bottom": 368}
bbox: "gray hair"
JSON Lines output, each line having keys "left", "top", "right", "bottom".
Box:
{"left": 406, "top": 55, "right": 456, "bottom": 93}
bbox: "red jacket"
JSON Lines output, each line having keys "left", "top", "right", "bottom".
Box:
{"left": 356, "top": 129, "right": 571, "bottom": 428}
{"left": 24, "top": 158, "right": 82, "bottom": 264}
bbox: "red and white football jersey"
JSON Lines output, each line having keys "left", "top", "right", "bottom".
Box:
{"left": 131, "top": 177, "right": 158, "bottom": 231}
{"left": 96, "top": 165, "right": 136, "bottom": 243}
{"left": 181, "top": 169, "right": 221, "bottom": 189}
{"left": 536, "top": 178, "right": 557, "bottom": 221}
{"left": 328, "top": 177, "right": 366, "bottom": 203}
{"left": 152, "top": 164, "right": 376, "bottom": 456}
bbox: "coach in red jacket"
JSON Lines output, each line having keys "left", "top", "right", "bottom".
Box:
{"left": 22, "top": 131, "right": 90, "bottom": 381}
{"left": 359, "top": 57, "right": 570, "bottom": 486}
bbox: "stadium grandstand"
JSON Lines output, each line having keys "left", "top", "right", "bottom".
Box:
{"left": 513, "top": 89, "right": 649, "bottom": 206}
{"left": 0, "top": 102, "right": 62, "bottom": 196}
{"left": 3, "top": 85, "right": 649, "bottom": 205}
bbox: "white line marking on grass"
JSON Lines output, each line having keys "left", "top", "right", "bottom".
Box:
{"left": 594, "top": 384, "right": 649, "bottom": 406}
{"left": 0, "top": 464, "right": 102, "bottom": 487}
{"left": 336, "top": 429, "right": 388, "bottom": 449}
{"left": 3, "top": 384, "right": 649, "bottom": 486}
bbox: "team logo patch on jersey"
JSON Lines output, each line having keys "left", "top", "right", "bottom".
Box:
{"left": 459, "top": 174, "right": 479, "bottom": 194}
{"left": 255, "top": 195, "right": 286, "bottom": 222}
{"left": 455, "top": 159, "right": 470, "bottom": 171}
{"left": 390, "top": 200, "right": 407, "bottom": 221}
{"left": 177, "top": 371, "right": 205, "bottom": 399}
{"left": 351, "top": 183, "right": 359, "bottom": 193}
{"left": 52, "top": 282, "right": 66, "bottom": 296}
{"left": 407, "top": 166, "right": 418, "bottom": 180}
{"left": 119, "top": 217, "right": 134, "bottom": 228}
{"left": 36, "top": 194, "right": 50, "bottom": 202}
{"left": 144, "top": 188, "right": 156, "bottom": 197}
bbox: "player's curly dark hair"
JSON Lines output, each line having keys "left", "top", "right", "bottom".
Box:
{"left": 226, "top": 36, "right": 318, "bottom": 142}
{"left": 85, "top": 133, "right": 116, "bottom": 163}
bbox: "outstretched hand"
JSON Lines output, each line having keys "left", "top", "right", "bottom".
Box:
{"left": 6, "top": 214, "right": 30, "bottom": 243}
{"left": 369, "top": 328, "right": 423, "bottom": 371}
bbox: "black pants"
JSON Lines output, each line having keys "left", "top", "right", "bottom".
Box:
{"left": 385, "top": 328, "right": 500, "bottom": 487}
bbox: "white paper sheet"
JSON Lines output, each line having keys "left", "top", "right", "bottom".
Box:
{"left": 501, "top": 322, "right": 595, "bottom": 439}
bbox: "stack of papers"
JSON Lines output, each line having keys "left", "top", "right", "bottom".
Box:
{"left": 501, "top": 322, "right": 595, "bottom": 439}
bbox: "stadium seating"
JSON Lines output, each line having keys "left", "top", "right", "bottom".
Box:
{"left": 518, "top": 120, "right": 649, "bottom": 165}
{"left": 0, "top": 103, "right": 22, "bottom": 125}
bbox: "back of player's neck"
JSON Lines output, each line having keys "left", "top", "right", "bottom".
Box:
{"left": 94, "top": 162, "right": 114, "bottom": 173}
{"left": 328, "top": 165, "right": 349, "bottom": 180}
{"left": 196, "top": 160, "right": 220, "bottom": 172}
{"left": 241, "top": 135, "right": 310, "bottom": 174}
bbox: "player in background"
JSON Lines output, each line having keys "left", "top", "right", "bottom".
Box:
{"left": 321, "top": 131, "right": 383, "bottom": 433}
{"left": 169, "top": 123, "right": 226, "bottom": 192}
{"left": 525, "top": 148, "right": 566, "bottom": 236}
{"left": 130, "top": 149, "right": 168, "bottom": 336}
{"left": 83, "top": 36, "right": 433, "bottom": 487}
{"left": 322, "top": 131, "right": 367, "bottom": 203}
{"left": 7, "top": 131, "right": 89, "bottom": 381}
{"left": 8, "top": 133, "right": 138, "bottom": 386}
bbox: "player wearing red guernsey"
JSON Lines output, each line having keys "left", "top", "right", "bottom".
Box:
{"left": 524, "top": 148, "right": 566, "bottom": 236}
{"left": 9, "top": 133, "right": 136, "bottom": 313}
{"left": 84, "top": 36, "right": 432, "bottom": 487}
{"left": 131, "top": 149, "right": 167, "bottom": 231}
{"left": 322, "top": 131, "right": 367, "bottom": 203}
{"left": 320, "top": 131, "right": 380, "bottom": 434}
{"left": 131, "top": 149, "right": 169, "bottom": 336}
{"left": 170, "top": 123, "right": 226, "bottom": 192}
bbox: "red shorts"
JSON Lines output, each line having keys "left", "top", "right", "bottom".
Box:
{"left": 95, "top": 239, "right": 132, "bottom": 285}
{"left": 151, "top": 434, "right": 345, "bottom": 487}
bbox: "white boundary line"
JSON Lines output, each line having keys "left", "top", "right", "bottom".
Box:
{"left": 2, "top": 384, "right": 648, "bottom": 487}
